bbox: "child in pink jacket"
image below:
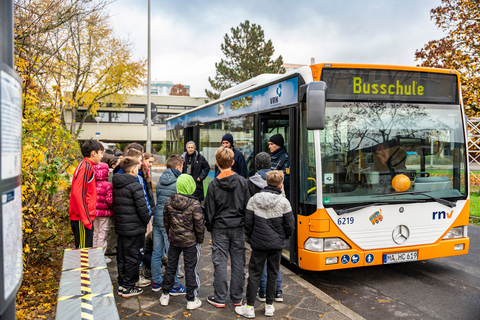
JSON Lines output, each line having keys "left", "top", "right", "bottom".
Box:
{"left": 93, "top": 162, "right": 114, "bottom": 262}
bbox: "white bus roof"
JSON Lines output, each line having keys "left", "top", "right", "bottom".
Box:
{"left": 166, "top": 66, "right": 314, "bottom": 121}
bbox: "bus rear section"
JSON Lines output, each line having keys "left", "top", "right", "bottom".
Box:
{"left": 298, "top": 64, "right": 470, "bottom": 271}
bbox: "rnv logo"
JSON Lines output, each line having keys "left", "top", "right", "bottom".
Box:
{"left": 432, "top": 210, "right": 454, "bottom": 220}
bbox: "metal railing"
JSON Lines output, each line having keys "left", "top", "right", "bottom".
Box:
{"left": 467, "top": 117, "right": 480, "bottom": 182}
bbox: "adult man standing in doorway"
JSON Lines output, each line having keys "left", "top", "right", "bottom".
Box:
{"left": 214, "top": 134, "right": 247, "bottom": 178}
{"left": 269, "top": 134, "right": 290, "bottom": 199}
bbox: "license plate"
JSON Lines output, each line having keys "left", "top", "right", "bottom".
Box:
{"left": 383, "top": 251, "right": 418, "bottom": 264}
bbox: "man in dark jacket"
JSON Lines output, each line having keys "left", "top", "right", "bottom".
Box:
{"left": 214, "top": 133, "right": 247, "bottom": 178}
{"left": 205, "top": 147, "right": 250, "bottom": 308}
{"left": 269, "top": 134, "right": 290, "bottom": 199}
{"left": 236, "top": 170, "right": 295, "bottom": 318}
{"left": 113, "top": 157, "right": 150, "bottom": 298}
{"left": 181, "top": 141, "right": 210, "bottom": 201}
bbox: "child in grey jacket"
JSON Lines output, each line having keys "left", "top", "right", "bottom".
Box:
{"left": 236, "top": 170, "right": 295, "bottom": 318}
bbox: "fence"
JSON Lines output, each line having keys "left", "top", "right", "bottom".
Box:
{"left": 467, "top": 117, "right": 480, "bottom": 183}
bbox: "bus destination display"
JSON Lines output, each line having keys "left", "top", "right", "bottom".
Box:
{"left": 321, "top": 68, "right": 458, "bottom": 104}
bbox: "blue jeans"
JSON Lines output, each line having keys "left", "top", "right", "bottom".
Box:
{"left": 151, "top": 226, "right": 179, "bottom": 286}
{"left": 259, "top": 261, "right": 282, "bottom": 292}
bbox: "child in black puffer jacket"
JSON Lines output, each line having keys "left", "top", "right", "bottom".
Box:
{"left": 112, "top": 157, "right": 150, "bottom": 298}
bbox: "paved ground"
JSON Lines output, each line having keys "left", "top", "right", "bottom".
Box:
{"left": 108, "top": 232, "right": 364, "bottom": 320}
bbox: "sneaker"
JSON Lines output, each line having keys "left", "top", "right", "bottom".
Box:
{"left": 233, "top": 300, "right": 243, "bottom": 306}
{"left": 152, "top": 281, "right": 162, "bottom": 292}
{"left": 235, "top": 304, "right": 255, "bottom": 318}
{"left": 122, "top": 287, "right": 143, "bottom": 297}
{"left": 143, "top": 267, "right": 152, "bottom": 278}
{"left": 105, "top": 256, "right": 112, "bottom": 264}
{"left": 117, "top": 285, "right": 126, "bottom": 296}
{"left": 186, "top": 297, "right": 202, "bottom": 310}
{"left": 169, "top": 283, "right": 186, "bottom": 296}
{"left": 256, "top": 291, "right": 266, "bottom": 302}
{"left": 178, "top": 268, "right": 185, "bottom": 278}
{"left": 275, "top": 291, "right": 283, "bottom": 302}
{"left": 206, "top": 295, "right": 225, "bottom": 308}
{"left": 264, "top": 304, "right": 275, "bottom": 317}
{"left": 160, "top": 293, "right": 170, "bottom": 306}
{"left": 136, "top": 276, "right": 151, "bottom": 288}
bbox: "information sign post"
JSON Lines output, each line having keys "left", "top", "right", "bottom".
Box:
{"left": 0, "top": 0, "right": 23, "bottom": 319}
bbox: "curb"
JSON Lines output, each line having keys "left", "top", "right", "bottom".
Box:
{"left": 281, "top": 265, "right": 365, "bottom": 320}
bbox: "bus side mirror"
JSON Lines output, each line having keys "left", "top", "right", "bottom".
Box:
{"left": 302, "top": 81, "right": 328, "bottom": 130}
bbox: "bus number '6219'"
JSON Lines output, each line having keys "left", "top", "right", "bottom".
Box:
{"left": 338, "top": 217, "right": 354, "bottom": 225}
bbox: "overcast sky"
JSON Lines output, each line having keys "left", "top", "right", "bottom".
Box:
{"left": 108, "top": 0, "right": 445, "bottom": 97}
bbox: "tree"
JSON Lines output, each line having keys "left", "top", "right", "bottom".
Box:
{"left": 170, "top": 83, "right": 190, "bottom": 96}
{"left": 206, "top": 20, "right": 285, "bottom": 100}
{"left": 415, "top": 0, "right": 480, "bottom": 115}
{"left": 60, "top": 11, "right": 146, "bottom": 138}
{"left": 13, "top": 1, "right": 146, "bottom": 317}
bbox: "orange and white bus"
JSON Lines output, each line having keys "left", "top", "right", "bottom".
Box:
{"left": 165, "top": 63, "right": 469, "bottom": 270}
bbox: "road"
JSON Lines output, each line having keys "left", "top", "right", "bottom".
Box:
{"left": 286, "top": 225, "right": 480, "bottom": 319}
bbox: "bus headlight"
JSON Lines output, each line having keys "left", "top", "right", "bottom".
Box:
{"left": 304, "top": 238, "right": 324, "bottom": 252}
{"left": 443, "top": 226, "right": 466, "bottom": 239}
{"left": 304, "top": 237, "right": 351, "bottom": 252}
{"left": 324, "top": 238, "right": 351, "bottom": 251}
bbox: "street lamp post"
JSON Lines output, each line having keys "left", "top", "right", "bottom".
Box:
{"left": 146, "top": 0, "right": 152, "bottom": 153}
{"left": 95, "top": 116, "right": 101, "bottom": 141}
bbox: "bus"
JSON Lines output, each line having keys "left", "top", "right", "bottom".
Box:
{"left": 165, "top": 63, "right": 469, "bottom": 271}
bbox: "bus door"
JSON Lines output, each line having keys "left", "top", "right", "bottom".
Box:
{"left": 255, "top": 109, "right": 298, "bottom": 264}
{"left": 183, "top": 126, "right": 199, "bottom": 152}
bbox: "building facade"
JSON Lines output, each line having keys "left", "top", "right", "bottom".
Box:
{"left": 64, "top": 94, "right": 208, "bottom": 145}
{"left": 144, "top": 81, "right": 191, "bottom": 96}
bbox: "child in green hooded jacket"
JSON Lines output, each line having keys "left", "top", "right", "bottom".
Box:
{"left": 160, "top": 174, "right": 205, "bottom": 310}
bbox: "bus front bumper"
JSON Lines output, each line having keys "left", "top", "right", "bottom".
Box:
{"left": 297, "top": 237, "right": 469, "bottom": 271}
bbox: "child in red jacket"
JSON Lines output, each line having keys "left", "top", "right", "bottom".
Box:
{"left": 69, "top": 139, "right": 104, "bottom": 248}
{"left": 93, "top": 162, "right": 114, "bottom": 262}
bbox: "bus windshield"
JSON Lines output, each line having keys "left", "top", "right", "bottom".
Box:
{"left": 320, "top": 101, "right": 467, "bottom": 206}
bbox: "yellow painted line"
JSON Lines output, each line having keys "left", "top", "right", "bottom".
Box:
{"left": 62, "top": 266, "right": 107, "bottom": 272}
{"left": 81, "top": 312, "right": 93, "bottom": 320}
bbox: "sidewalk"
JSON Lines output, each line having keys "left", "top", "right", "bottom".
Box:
{"left": 108, "top": 232, "right": 364, "bottom": 320}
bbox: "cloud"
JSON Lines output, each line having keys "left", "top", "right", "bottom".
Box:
{"left": 108, "top": 0, "right": 445, "bottom": 97}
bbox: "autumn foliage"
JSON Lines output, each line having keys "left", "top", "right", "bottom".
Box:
{"left": 14, "top": 0, "right": 146, "bottom": 318}
{"left": 170, "top": 84, "right": 190, "bottom": 96}
{"left": 415, "top": 0, "right": 480, "bottom": 116}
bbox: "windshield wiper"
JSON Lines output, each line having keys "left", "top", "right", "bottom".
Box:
{"left": 372, "top": 191, "right": 456, "bottom": 208}
{"left": 336, "top": 199, "right": 426, "bottom": 215}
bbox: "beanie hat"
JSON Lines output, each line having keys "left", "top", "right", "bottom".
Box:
{"left": 268, "top": 134, "right": 284, "bottom": 147}
{"left": 255, "top": 152, "right": 271, "bottom": 171}
{"left": 176, "top": 174, "right": 196, "bottom": 195}
{"left": 222, "top": 133, "right": 234, "bottom": 147}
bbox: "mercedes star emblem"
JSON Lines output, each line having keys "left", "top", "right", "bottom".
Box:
{"left": 392, "top": 225, "right": 410, "bottom": 244}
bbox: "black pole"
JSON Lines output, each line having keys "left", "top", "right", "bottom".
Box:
{"left": 0, "top": 1, "right": 22, "bottom": 319}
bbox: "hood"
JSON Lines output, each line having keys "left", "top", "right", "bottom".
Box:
{"left": 253, "top": 187, "right": 283, "bottom": 210}
{"left": 176, "top": 174, "right": 196, "bottom": 195}
{"left": 93, "top": 162, "right": 109, "bottom": 181}
{"left": 112, "top": 172, "right": 138, "bottom": 189}
{"left": 249, "top": 171, "right": 268, "bottom": 188}
{"left": 216, "top": 173, "right": 239, "bottom": 191}
{"left": 169, "top": 193, "right": 194, "bottom": 210}
{"left": 159, "top": 168, "right": 178, "bottom": 186}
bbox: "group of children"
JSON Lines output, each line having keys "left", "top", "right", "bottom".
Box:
{"left": 69, "top": 139, "right": 294, "bottom": 318}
